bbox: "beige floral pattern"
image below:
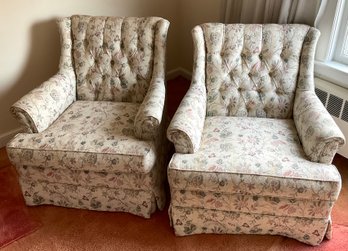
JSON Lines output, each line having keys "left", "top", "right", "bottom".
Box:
{"left": 169, "top": 206, "right": 330, "bottom": 245}
{"left": 171, "top": 190, "right": 333, "bottom": 219}
{"left": 167, "top": 23, "right": 345, "bottom": 245}
{"left": 135, "top": 78, "right": 165, "bottom": 140}
{"left": 10, "top": 73, "right": 76, "bottom": 133}
{"left": 8, "top": 101, "right": 157, "bottom": 173}
{"left": 8, "top": 101, "right": 168, "bottom": 216}
{"left": 294, "top": 91, "right": 345, "bottom": 164}
{"left": 203, "top": 23, "right": 309, "bottom": 118}
{"left": 8, "top": 15, "right": 170, "bottom": 218}
{"left": 20, "top": 179, "right": 158, "bottom": 218}
{"left": 72, "top": 16, "right": 163, "bottom": 103}
{"left": 168, "top": 117, "right": 341, "bottom": 201}
{"left": 17, "top": 164, "right": 159, "bottom": 192}
{"left": 167, "top": 26, "right": 206, "bottom": 153}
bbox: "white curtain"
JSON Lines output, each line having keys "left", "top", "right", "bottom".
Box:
{"left": 223, "top": 0, "right": 327, "bottom": 27}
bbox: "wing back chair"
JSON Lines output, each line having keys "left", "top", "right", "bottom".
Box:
{"left": 167, "top": 23, "right": 345, "bottom": 245}
{"left": 7, "top": 15, "right": 170, "bottom": 218}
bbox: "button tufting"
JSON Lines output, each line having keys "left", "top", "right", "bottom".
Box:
{"left": 238, "top": 87, "right": 242, "bottom": 92}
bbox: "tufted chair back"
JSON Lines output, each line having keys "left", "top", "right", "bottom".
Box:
{"left": 202, "top": 23, "right": 319, "bottom": 118}
{"left": 58, "top": 15, "right": 166, "bottom": 103}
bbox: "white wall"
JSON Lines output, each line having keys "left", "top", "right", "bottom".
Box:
{"left": 177, "top": 0, "right": 223, "bottom": 72}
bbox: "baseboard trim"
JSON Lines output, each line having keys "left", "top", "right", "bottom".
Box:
{"left": 167, "top": 68, "right": 192, "bottom": 80}
{"left": 0, "top": 127, "right": 23, "bottom": 148}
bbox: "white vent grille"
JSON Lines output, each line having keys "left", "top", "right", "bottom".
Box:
{"left": 315, "top": 87, "right": 346, "bottom": 119}
{"left": 315, "top": 87, "right": 345, "bottom": 118}
{"left": 327, "top": 94, "right": 343, "bottom": 118}
{"left": 342, "top": 101, "right": 348, "bottom": 123}
{"left": 315, "top": 88, "right": 328, "bottom": 106}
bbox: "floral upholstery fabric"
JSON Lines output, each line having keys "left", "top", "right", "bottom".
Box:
{"left": 135, "top": 78, "right": 166, "bottom": 140}
{"left": 203, "top": 23, "right": 313, "bottom": 118}
{"left": 169, "top": 206, "right": 330, "bottom": 245}
{"left": 168, "top": 117, "right": 341, "bottom": 201}
{"left": 71, "top": 16, "right": 167, "bottom": 103}
{"left": 168, "top": 116, "right": 341, "bottom": 245}
{"left": 133, "top": 16, "right": 169, "bottom": 139}
{"left": 167, "top": 24, "right": 345, "bottom": 159}
{"left": 171, "top": 190, "right": 333, "bottom": 219}
{"left": 8, "top": 15, "right": 170, "bottom": 218}
{"left": 17, "top": 164, "right": 159, "bottom": 192}
{"left": 167, "top": 24, "right": 345, "bottom": 244}
{"left": 57, "top": 17, "right": 76, "bottom": 74}
{"left": 8, "top": 101, "right": 157, "bottom": 173}
{"left": 20, "top": 179, "right": 158, "bottom": 218}
{"left": 10, "top": 73, "right": 76, "bottom": 133}
{"left": 8, "top": 101, "right": 168, "bottom": 217}
{"left": 167, "top": 27, "right": 206, "bottom": 153}
{"left": 294, "top": 91, "right": 345, "bottom": 164}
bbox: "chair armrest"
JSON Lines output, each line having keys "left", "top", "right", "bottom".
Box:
{"left": 134, "top": 78, "right": 165, "bottom": 140}
{"left": 294, "top": 90, "right": 345, "bottom": 164}
{"left": 167, "top": 25, "right": 206, "bottom": 153}
{"left": 134, "top": 19, "right": 169, "bottom": 140}
{"left": 10, "top": 72, "right": 76, "bottom": 133}
{"left": 167, "top": 83, "right": 206, "bottom": 153}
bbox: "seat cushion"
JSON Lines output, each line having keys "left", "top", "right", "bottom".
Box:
{"left": 168, "top": 116, "right": 341, "bottom": 202}
{"left": 7, "top": 101, "right": 156, "bottom": 174}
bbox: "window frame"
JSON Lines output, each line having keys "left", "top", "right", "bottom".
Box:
{"left": 314, "top": 0, "right": 348, "bottom": 88}
{"left": 333, "top": 0, "right": 348, "bottom": 64}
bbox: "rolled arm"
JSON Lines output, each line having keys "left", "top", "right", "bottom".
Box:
{"left": 167, "top": 82, "right": 206, "bottom": 153}
{"left": 167, "top": 26, "right": 206, "bottom": 153}
{"left": 294, "top": 90, "right": 345, "bottom": 164}
{"left": 11, "top": 72, "right": 76, "bottom": 133}
{"left": 134, "top": 19, "right": 169, "bottom": 140}
{"left": 134, "top": 78, "right": 165, "bottom": 140}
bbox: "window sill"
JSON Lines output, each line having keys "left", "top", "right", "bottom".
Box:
{"left": 314, "top": 61, "right": 348, "bottom": 89}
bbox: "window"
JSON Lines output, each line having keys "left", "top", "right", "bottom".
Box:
{"left": 333, "top": 0, "right": 348, "bottom": 64}
{"left": 315, "top": 0, "right": 348, "bottom": 88}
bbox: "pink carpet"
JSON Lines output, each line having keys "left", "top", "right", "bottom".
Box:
{"left": 0, "top": 165, "right": 40, "bottom": 248}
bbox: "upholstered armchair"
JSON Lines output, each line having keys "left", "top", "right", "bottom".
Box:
{"left": 167, "top": 23, "right": 345, "bottom": 245}
{"left": 7, "top": 15, "right": 170, "bottom": 218}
